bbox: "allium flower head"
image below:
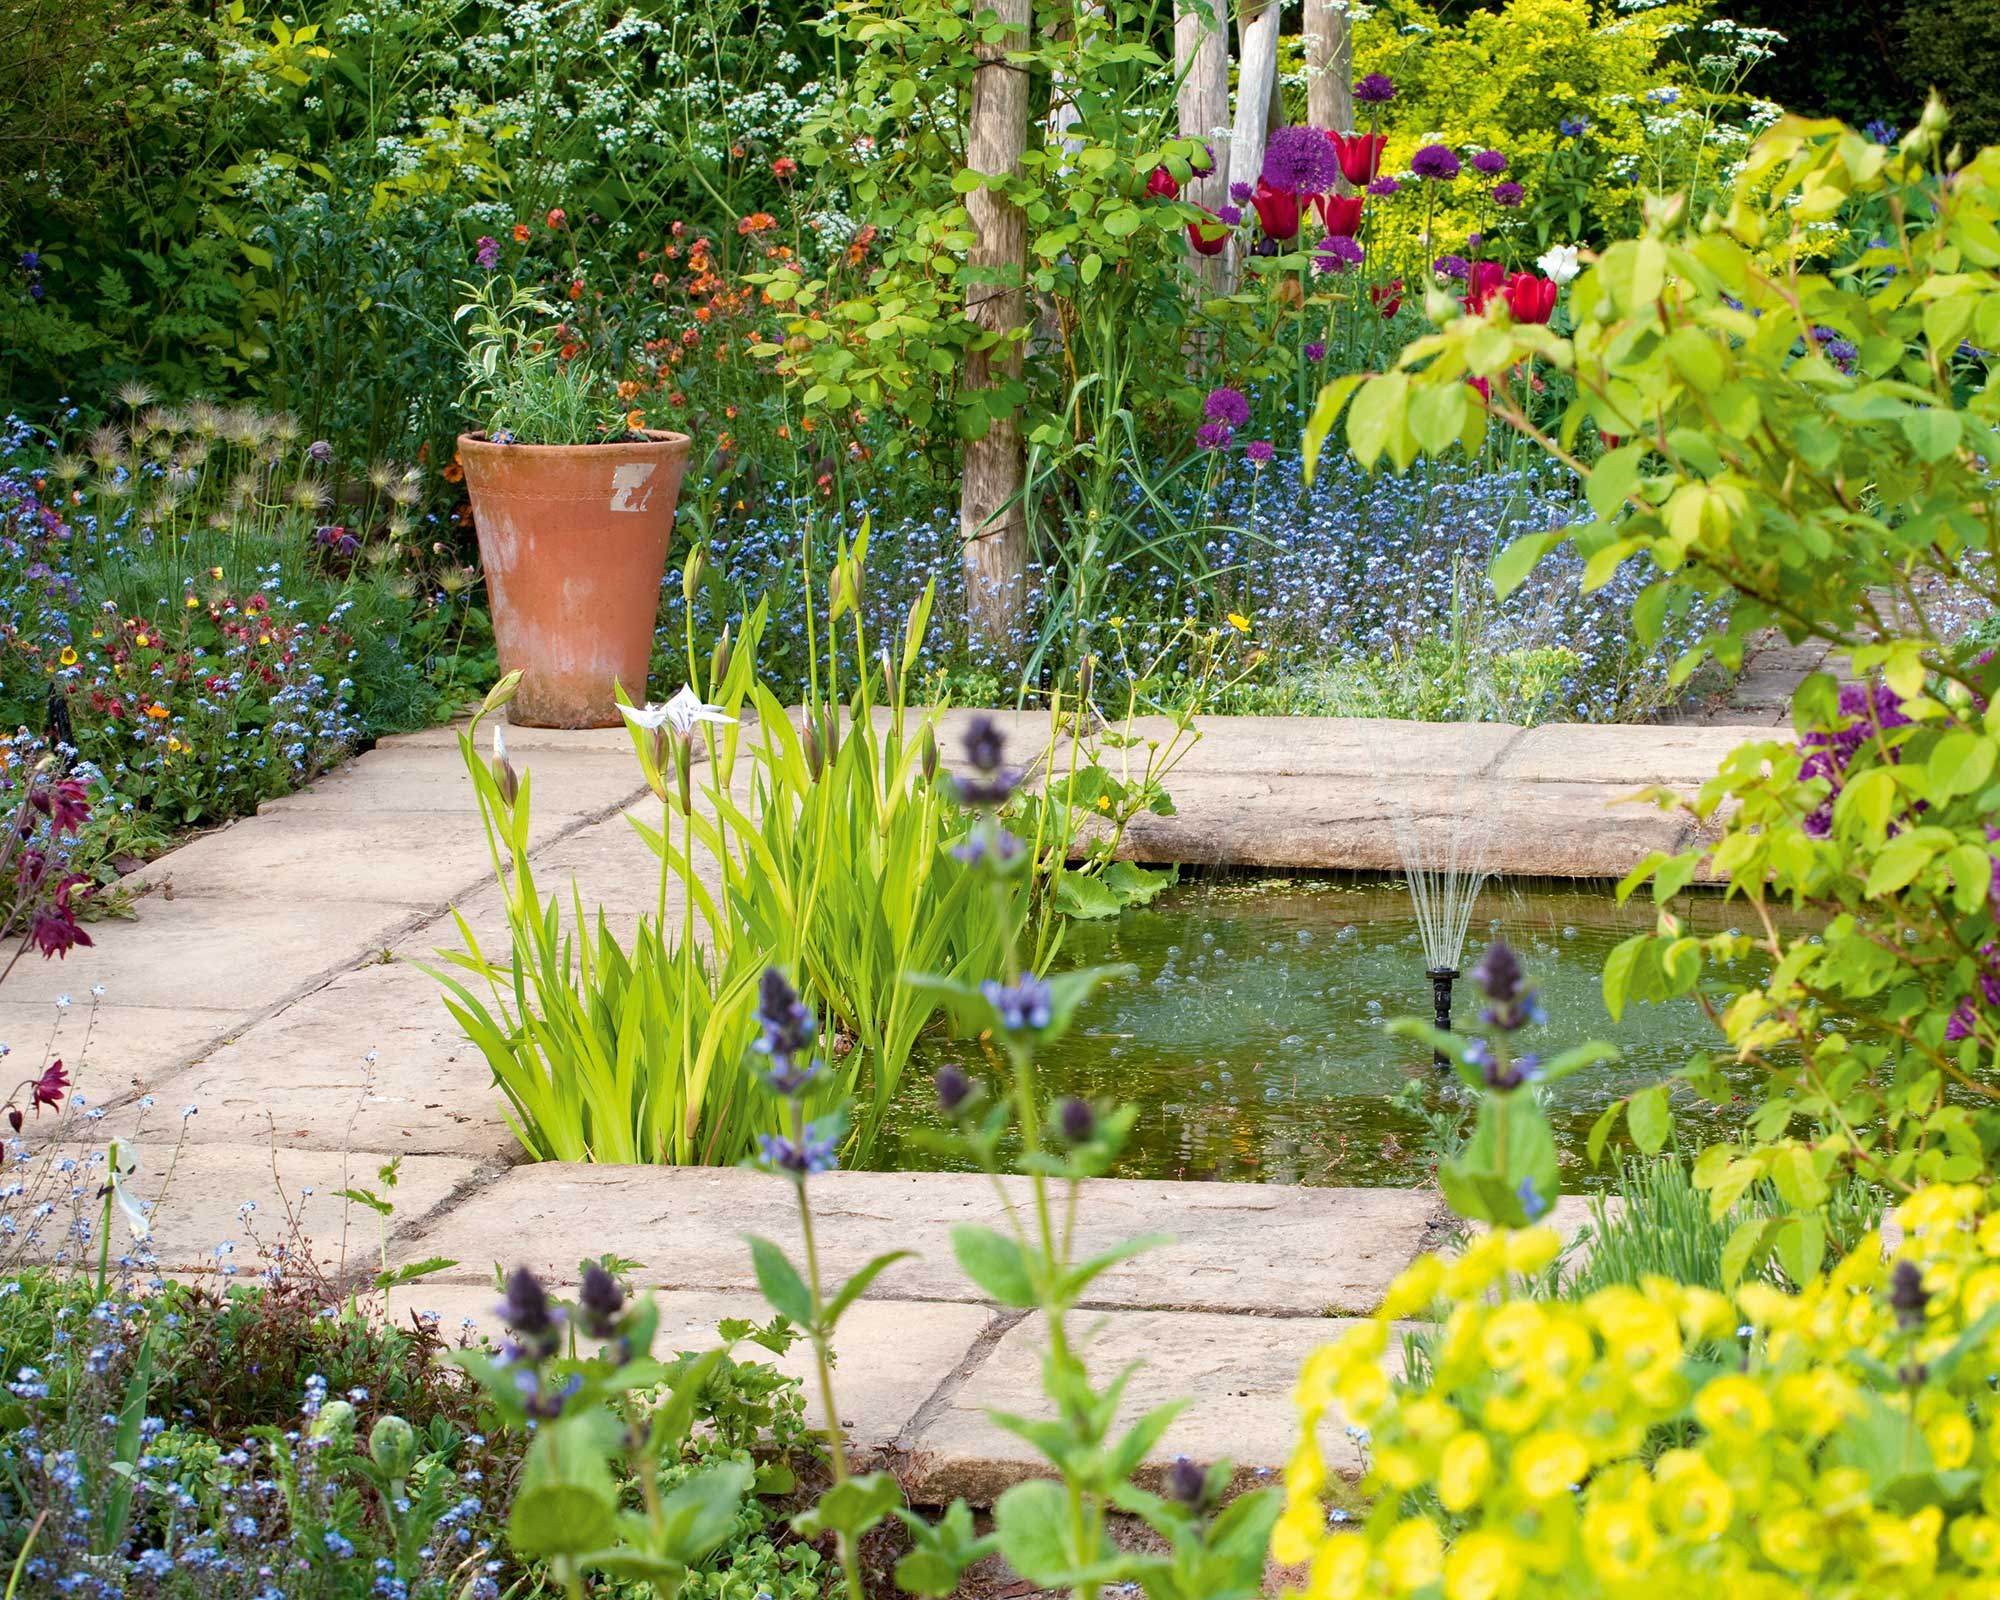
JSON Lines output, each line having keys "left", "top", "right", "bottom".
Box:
{"left": 1195, "top": 421, "right": 1233, "bottom": 451}
{"left": 1433, "top": 254, "right": 1470, "bottom": 281}
{"left": 1204, "top": 387, "right": 1250, "bottom": 427}
{"left": 1312, "top": 234, "right": 1365, "bottom": 274}
{"left": 1411, "top": 144, "right": 1460, "bottom": 180}
{"left": 1492, "top": 181, "right": 1524, "bottom": 208}
{"left": 1367, "top": 176, "right": 1401, "bottom": 197}
{"left": 1471, "top": 149, "right": 1508, "bottom": 176}
{"left": 1261, "top": 126, "right": 1339, "bottom": 196}
{"left": 1229, "top": 181, "right": 1254, "bottom": 204}
{"left": 1354, "top": 73, "right": 1396, "bottom": 104}
{"left": 1246, "top": 439, "right": 1275, "bottom": 463}
{"left": 1305, "top": 341, "right": 1327, "bottom": 362}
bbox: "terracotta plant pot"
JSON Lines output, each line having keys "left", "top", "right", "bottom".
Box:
{"left": 458, "top": 429, "right": 691, "bottom": 728}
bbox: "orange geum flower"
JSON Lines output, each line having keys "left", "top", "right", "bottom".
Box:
{"left": 512, "top": 222, "right": 530, "bottom": 242}
{"left": 736, "top": 212, "right": 776, "bottom": 235}
{"left": 145, "top": 702, "right": 168, "bottom": 718}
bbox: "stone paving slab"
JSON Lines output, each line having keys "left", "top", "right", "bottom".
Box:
{"left": 384, "top": 1283, "right": 996, "bottom": 1470}
{"left": 1115, "top": 774, "right": 1694, "bottom": 878}
{"left": 1494, "top": 722, "right": 1770, "bottom": 788}
{"left": 99, "top": 960, "right": 521, "bottom": 1162}
{"left": 0, "top": 997, "right": 239, "bottom": 1103}
{"left": 0, "top": 896, "right": 426, "bottom": 1013}
{"left": 900, "top": 1309, "right": 1387, "bottom": 1504}
{"left": 23, "top": 1139, "right": 487, "bottom": 1278}
{"left": 387, "top": 1167, "right": 1439, "bottom": 1318}
{"left": 259, "top": 742, "right": 649, "bottom": 821}
{"left": 1117, "top": 715, "right": 1524, "bottom": 779}
{"left": 130, "top": 808, "right": 538, "bottom": 908}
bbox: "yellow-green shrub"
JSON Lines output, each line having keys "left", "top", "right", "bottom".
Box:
{"left": 1345, "top": 0, "right": 1735, "bottom": 266}
{"left": 1276, "top": 1186, "right": 2000, "bottom": 1597}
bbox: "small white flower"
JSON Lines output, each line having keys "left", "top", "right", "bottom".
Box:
{"left": 1536, "top": 243, "right": 1581, "bottom": 285}
{"left": 620, "top": 685, "right": 734, "bottom": 739}
{"left": 105, "top": 1142, "right": 150, "bottom": 1244}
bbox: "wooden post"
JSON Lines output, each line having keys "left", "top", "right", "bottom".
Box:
{"left": 959, "top": 0, "right": 1033, "bottom": 656}
{"left": 1175, "top": 0, "right": 1229, "bottom": 214}
{"left": 1305, "top": 0, "right": 1353, "bottom": 134}
{"left": 1225, "top": 0, "right": 1280, "bottom": 286}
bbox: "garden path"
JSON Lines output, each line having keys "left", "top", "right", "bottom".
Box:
{"left": 27, "top": 709, "right": 1774, "bottom": 1502}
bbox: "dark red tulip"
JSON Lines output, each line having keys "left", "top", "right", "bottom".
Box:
{"left": 1463, "top": 260, "right": 1506, "bottom": 314}
{"left": 1250, "top": 181, "right": 1301, "bottom": 242}
{"left": 1332, "top": 132, "right": 1387, "bottom": 186}
{"left": 1370, "top": 276, "right": 1404, "bottom": 318}
{"left": 1186, "top": 208, "right": 1231, "bottom": 256}
{"left": 1315, "top": 193, "right": 1365, "bottom": 237}
{"left": 1146, "top": 165, "right": 1181, "bottom": 200}
{"left": 1503, "top": 271, "right": 1560, "bottom": 323}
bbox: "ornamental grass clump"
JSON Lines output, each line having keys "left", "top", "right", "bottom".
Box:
{"left": 1276, "top": 1183, "right": 2000, "bottom": 1597}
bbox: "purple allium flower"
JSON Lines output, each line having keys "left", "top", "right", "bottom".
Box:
{"left": 1865, "top": 119, "right": 1900, "bottom": 145}
{"left": 1493, "top": 181, "right": 1524, "bottom": 208}
{"left": 1411, "top": 144, "right": 1460, "bottom": 180}
{"left": 1250, "top": 236, "right": 1279, "bottom": 257}
{"left": 1799, "top": 681, "right": 1911, "bottom": 835}
{"left": 1203, "top": 386, "right": 1251, "bottom": 426}
{"left": 983, "top": 975, "right": 1054, "bottom": 1031}
{"left": 474, "top": 234, "right": 501, "bottom": 269}
{"left": 1229, "top": 181, "right": 1254, "bottom": 204}
{"left": 1433, "top": 253, "right": 1470, "bottom": 281}
{"left": 1367, "top": 176, "right": 1401, "bottom": 197}
{"left": 1354, "top": 73, "right": 1396, "bottom": 104}
{"left": 1312, "top": 234, "right": 1365, "bottom": 273}
{"left": 1195, "top": 420, "right": 1234, "bottom": 451}
{"left": 1217, "top": 203, "right": 1244, "bottom": 226}
{"left": 1261, "top": 125, "right": 1340, "bottom": 196}
{"left": 1246, "top": 439, "right": 1275, "bottom": 463}
{"left": 1471, "top": 149, "right": 1508, "bottom": 176}
{"left": 1305, "top": 341, "right": 1327, "bottom": 362}
{"left": 1558, "top": 116, "right": 1591, "bottom": 139}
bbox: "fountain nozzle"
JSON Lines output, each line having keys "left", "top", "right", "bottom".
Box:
{"left": 1427, "top": 966, "right": 1459, "bottom": 1068}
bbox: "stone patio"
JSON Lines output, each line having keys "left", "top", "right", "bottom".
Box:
{"left": 29, "top": 710, "right": 1766, "bottom": 1503}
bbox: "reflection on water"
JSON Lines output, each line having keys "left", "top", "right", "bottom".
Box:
{"left": 873, "top": 875, "right": 1769, "bottom": 1188}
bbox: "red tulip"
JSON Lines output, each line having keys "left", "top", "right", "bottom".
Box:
{"left": 1332, "top": 132, "right": 1387, "bottom": 187}
{"left": 1463, "top": 260, "right": 1506, "bottom": 314}
{"left": 1251, "top": 181, "right": 1301, "bottom": 242}
{"left": 1315, "top": 193, "right": 1365, "bottom": 236}
{"left": 1186, "top": 208, "right": 1231, "bottom": 256}
{"left": 1146, "top": 165, "right": 1181, "bottom": 200}
{"left": 1503, "top": 271, "right": 1559, "bottom": 324}
{"left": 1370, "top": 276, "right": 1404, "bottom": 318}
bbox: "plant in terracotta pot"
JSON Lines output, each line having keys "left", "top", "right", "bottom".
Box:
{"left": 454, "top": 276, "right": 691, "bottom": 728}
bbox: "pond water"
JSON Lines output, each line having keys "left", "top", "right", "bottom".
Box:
{"left": 875, "top": 875, "right": 1769, "bottom": 1188}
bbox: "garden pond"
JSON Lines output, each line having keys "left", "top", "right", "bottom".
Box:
{"left": 876, "top": 874, "right": 1769, "bottom": 1188}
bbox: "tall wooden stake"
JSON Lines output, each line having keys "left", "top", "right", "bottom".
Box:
{"left": 959, "top": 0, "right": 1032, "bottom": 657}
{"left": 1225, "top": 0, "right": 1280, "bottom": 288}
{"left": 1305, "top": 0, "right": 1353, "bottom": 133}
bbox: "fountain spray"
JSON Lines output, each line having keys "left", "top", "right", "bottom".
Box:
{"left": 1355, "top": 637, "right": 1498, "bottom": 1067}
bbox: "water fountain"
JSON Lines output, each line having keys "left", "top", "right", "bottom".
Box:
{"left": 1356, "top": 661, "right": 1500, "bottom": 1062}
